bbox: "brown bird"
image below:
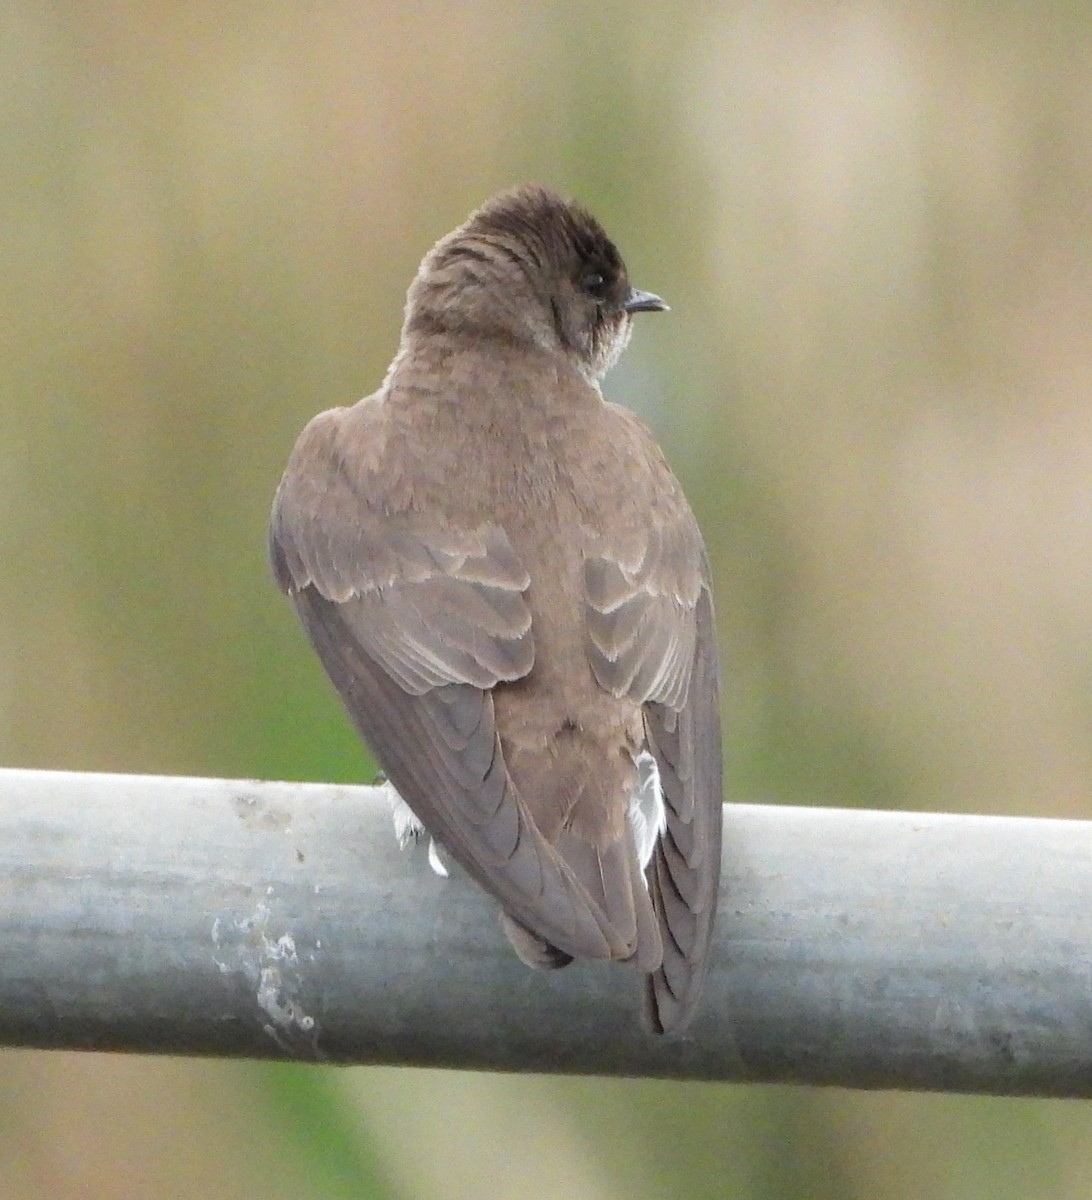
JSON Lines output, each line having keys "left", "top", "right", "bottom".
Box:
{"left": 269, "top": 185, "right": 722, "bottom": 1033}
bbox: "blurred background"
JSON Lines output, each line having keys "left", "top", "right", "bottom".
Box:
{"left": 3, "top": 1, "right": 1092, "bottom": 1196}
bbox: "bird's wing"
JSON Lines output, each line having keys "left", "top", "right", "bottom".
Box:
{"left": 584, "top": 418, "right": 724, "bottom": 1034}
{"left": 270, "top": 407, "right": 632, "bottom": 961}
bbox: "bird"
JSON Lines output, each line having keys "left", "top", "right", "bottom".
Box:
{"left": 269, "top": 185, "right": 722, "bottom": 1033}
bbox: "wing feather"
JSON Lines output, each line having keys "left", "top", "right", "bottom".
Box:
{"left": 583, "top": 429, "right": 723, "bottom": 1033}
{"left": 641, "top": 586, "right": 723, "bottom": 1033}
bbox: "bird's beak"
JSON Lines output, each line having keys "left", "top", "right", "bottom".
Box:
{"left": 623, "top": 288, "right": 669, "bottom": 314}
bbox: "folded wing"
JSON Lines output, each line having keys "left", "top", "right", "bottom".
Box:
{"left": 584, "top": 475, "right": 723, "bottom": 1033}
{"left": 270, "top": 407, "right": 637, "bottom": 961}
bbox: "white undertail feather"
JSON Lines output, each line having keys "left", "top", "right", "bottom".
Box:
{"left": 426, "top": 839, "right": 450, "bottom": 877}
{"left": 383, "top": 778, "right": 449, "bottom": 877}
{"left": 384, "top": 750, "right": 664, "bottom": 884}
{"left": 629, "top": 750, "right": 666, "bottom": 871}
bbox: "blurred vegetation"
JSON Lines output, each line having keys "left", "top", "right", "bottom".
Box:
{"left": 3, "top": 2, "right": 1092, "bottom": 1197}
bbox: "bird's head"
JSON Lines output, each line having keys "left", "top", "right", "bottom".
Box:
{"left": 404, "top": 185, "right": 667, "bottom": 382}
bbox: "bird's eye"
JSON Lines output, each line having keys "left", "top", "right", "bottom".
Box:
{"left": 580, "top": 270, "right": 607, "bottom": 296}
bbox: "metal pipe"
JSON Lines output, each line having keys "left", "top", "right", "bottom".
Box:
{"left": 1, "top": 768, "right": 1088, "bottom": 1095}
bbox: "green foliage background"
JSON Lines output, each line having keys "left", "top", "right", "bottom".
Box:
{"left": 3, "top": 3, "right": 1092, "bottom": 1196}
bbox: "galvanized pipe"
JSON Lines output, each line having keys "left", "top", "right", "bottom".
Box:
{"left": 0, "top": 768, "right": 1088, "bottom": 1095}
